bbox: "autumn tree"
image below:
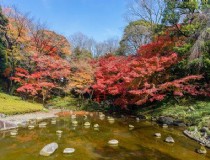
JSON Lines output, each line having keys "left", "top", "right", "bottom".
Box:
{"left": 2, "top": 7, "right": 31, "bottom": 93}
{"left": 12, "top": 54, "right": 71, "bottom": 104}
{"left": 0, "top": 7, "right": 8, "bottom": 77}
{"left": 29, "top": 26, "right": 71, "bottom": 58}
{"left": 92, "top": 30, "right": 209, "bottom": 108}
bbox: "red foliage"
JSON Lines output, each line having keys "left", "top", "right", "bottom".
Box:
{"left": 11, "top": 54, "right": 70, "bottom": 101}
{"left": 92, "top": 52, "right": 206, "bottom": 108}
{"left": 138, "top": 35, "right": 175, "bottom": 58}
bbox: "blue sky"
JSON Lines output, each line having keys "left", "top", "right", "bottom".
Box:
{"left": 0, "top": 0, "right": 128, "bottom": 42}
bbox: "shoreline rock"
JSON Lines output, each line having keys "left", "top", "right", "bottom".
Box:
{"left": 183, "top": 130, "right": 210, "bottom": 148}
{"left": 0, "top": 109, "right": 60, "bottom": 131}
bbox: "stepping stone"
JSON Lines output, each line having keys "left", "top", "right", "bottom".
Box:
{"left": 94, "top": 124, "right": 99, "bottom": 128}
{"left": 56, "top": 130, "right": 63, "bottom": 134}
{"left": 129, "top": 124, "right": 134, "bottom": 128}
{"left": 165, "top": 136, "right": 175, "bottom": 143}
{"left": 108, "top": 139, "right": 119, "bottom": 145}
{"left": 84, "top": 122, "right": 91, "bottom": 126}
{"left": 39, "top": 142, "right": 58, "bottom": 156}
{"left": 28, "top": 125, "right": 35, "bottom": 129}
{"left": 63, "top": 148, "right": 75, "bottom": 154}
{"left": 154, "top": 133, "right": 161, "bottom": 138}
{"left": 72, "top": 121, "right": 78, "bottom": 125}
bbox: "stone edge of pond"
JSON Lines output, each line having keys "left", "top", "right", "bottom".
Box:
{"left": 0, "top": 109, "right": 61, "bottom": 131}
{"left": 183, "top": 130, "right": 210, "bottom": 148}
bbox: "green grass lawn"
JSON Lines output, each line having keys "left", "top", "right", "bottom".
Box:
{"left": 0, "top": 92, "right": 43, "bottom": 115}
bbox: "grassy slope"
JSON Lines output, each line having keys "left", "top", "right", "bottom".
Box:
{"left": 0, "top": 92, "right": 43, "bottom": 115}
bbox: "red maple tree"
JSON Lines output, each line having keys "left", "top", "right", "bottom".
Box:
{"left": 11, "top": 54, "right": 70, "bottom": 103}
{"left": 92, "top": 32, "right": 207, "bottom": 108}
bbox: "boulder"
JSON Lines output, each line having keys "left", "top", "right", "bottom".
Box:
{"left": 173, "top": 120, "right": 186, "bottom": 127}
{"left": 200, "top": 127, "right": 209, "bottom": 133}
{"left": 137, "top": 114, "right": 147, "bottom": 120}
{"left": 157, "top": 116, "right": 174, "bottom": 125}
{"left": 165, "top": 136, "right": 175, "bottom": 143}
{"left": 40, "top": 142, "right": 58, "bottom": 156}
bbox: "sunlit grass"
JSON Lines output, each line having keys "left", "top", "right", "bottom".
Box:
{"left": 0, "top": 92, "right": 43, "bottom": 115}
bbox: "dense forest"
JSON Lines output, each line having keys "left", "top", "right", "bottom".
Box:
{"left": 0, "top": 0, "right": 210, "bottom": 115}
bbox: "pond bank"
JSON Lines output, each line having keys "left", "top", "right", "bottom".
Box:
{"left": 0, "top": 109, "right": 61, "bottom": 127}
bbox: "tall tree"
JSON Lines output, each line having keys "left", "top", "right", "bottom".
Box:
{"left": 126, "top": 0, "right": 166, "bottom": 36}
{"left": 118, "top": 20, "right": 151, "bottom": 55}
{"left": 0, "top": 7, "right": 8, "bottom": 77}
{"left": 2, "top": 7, "right": 30, "bottom": 93}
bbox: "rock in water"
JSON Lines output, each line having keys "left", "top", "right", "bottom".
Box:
{"left": 56, "top": 130, "right": 63, "bottom": 134}
{"left": 154, "top": 133, "right": 161, "bottom": 138}
{"left": 63, "top": 148, "right": 75, "bottom": 154}
{"left": 84, "top": 122, "right": 91, "bottom": 126}
{"left": 162, "top": 124, "right": 168, "bottom": 128}
{"left": 107, "top": 117, "right": 115, "bottom": 124}
{"left": 129, "top": 124, "right": 134, "bottom": 128}
{"left": 72, "top": 120, "right": 78, "bottom": 125}
{"left": 10, "top": 130, "right": 18, "bottom": 136}
{"left": 165, "top": 136, "right": 175, "bottom": 143}
{"left": 94, "top": 124, "right": 99, "bottom": 128}
{"left": 28, "top": 125, "right": 35, "bottom": 129}
{"left": 39, "top": 122, "right": 47, "bottom": 128}
{"left": 197, "top": 145, "right": 207, "bottom": 154}
{"left": 108, "top": 139, "right": 119, "bottom": 145}
{"left": 158, "top": 116, "right": 174, "bottom": 125}
{"left": 39, "top": 142, "right": 58, "bottom": 156}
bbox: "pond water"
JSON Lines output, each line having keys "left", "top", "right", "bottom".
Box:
{"left": 0, "top": 113, "right": 209, "bottom": 160}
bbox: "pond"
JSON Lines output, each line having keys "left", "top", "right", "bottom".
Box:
{"left": 0, "top": 112, "right": 209, "bottom": 160}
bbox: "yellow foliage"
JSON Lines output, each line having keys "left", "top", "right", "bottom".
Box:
{"left": 68, "top": 59, "right": 94, "bottom": 93}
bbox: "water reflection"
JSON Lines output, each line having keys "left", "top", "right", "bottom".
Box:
{"left": 0, "top": 114, "right": 209, "bottom": 160}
